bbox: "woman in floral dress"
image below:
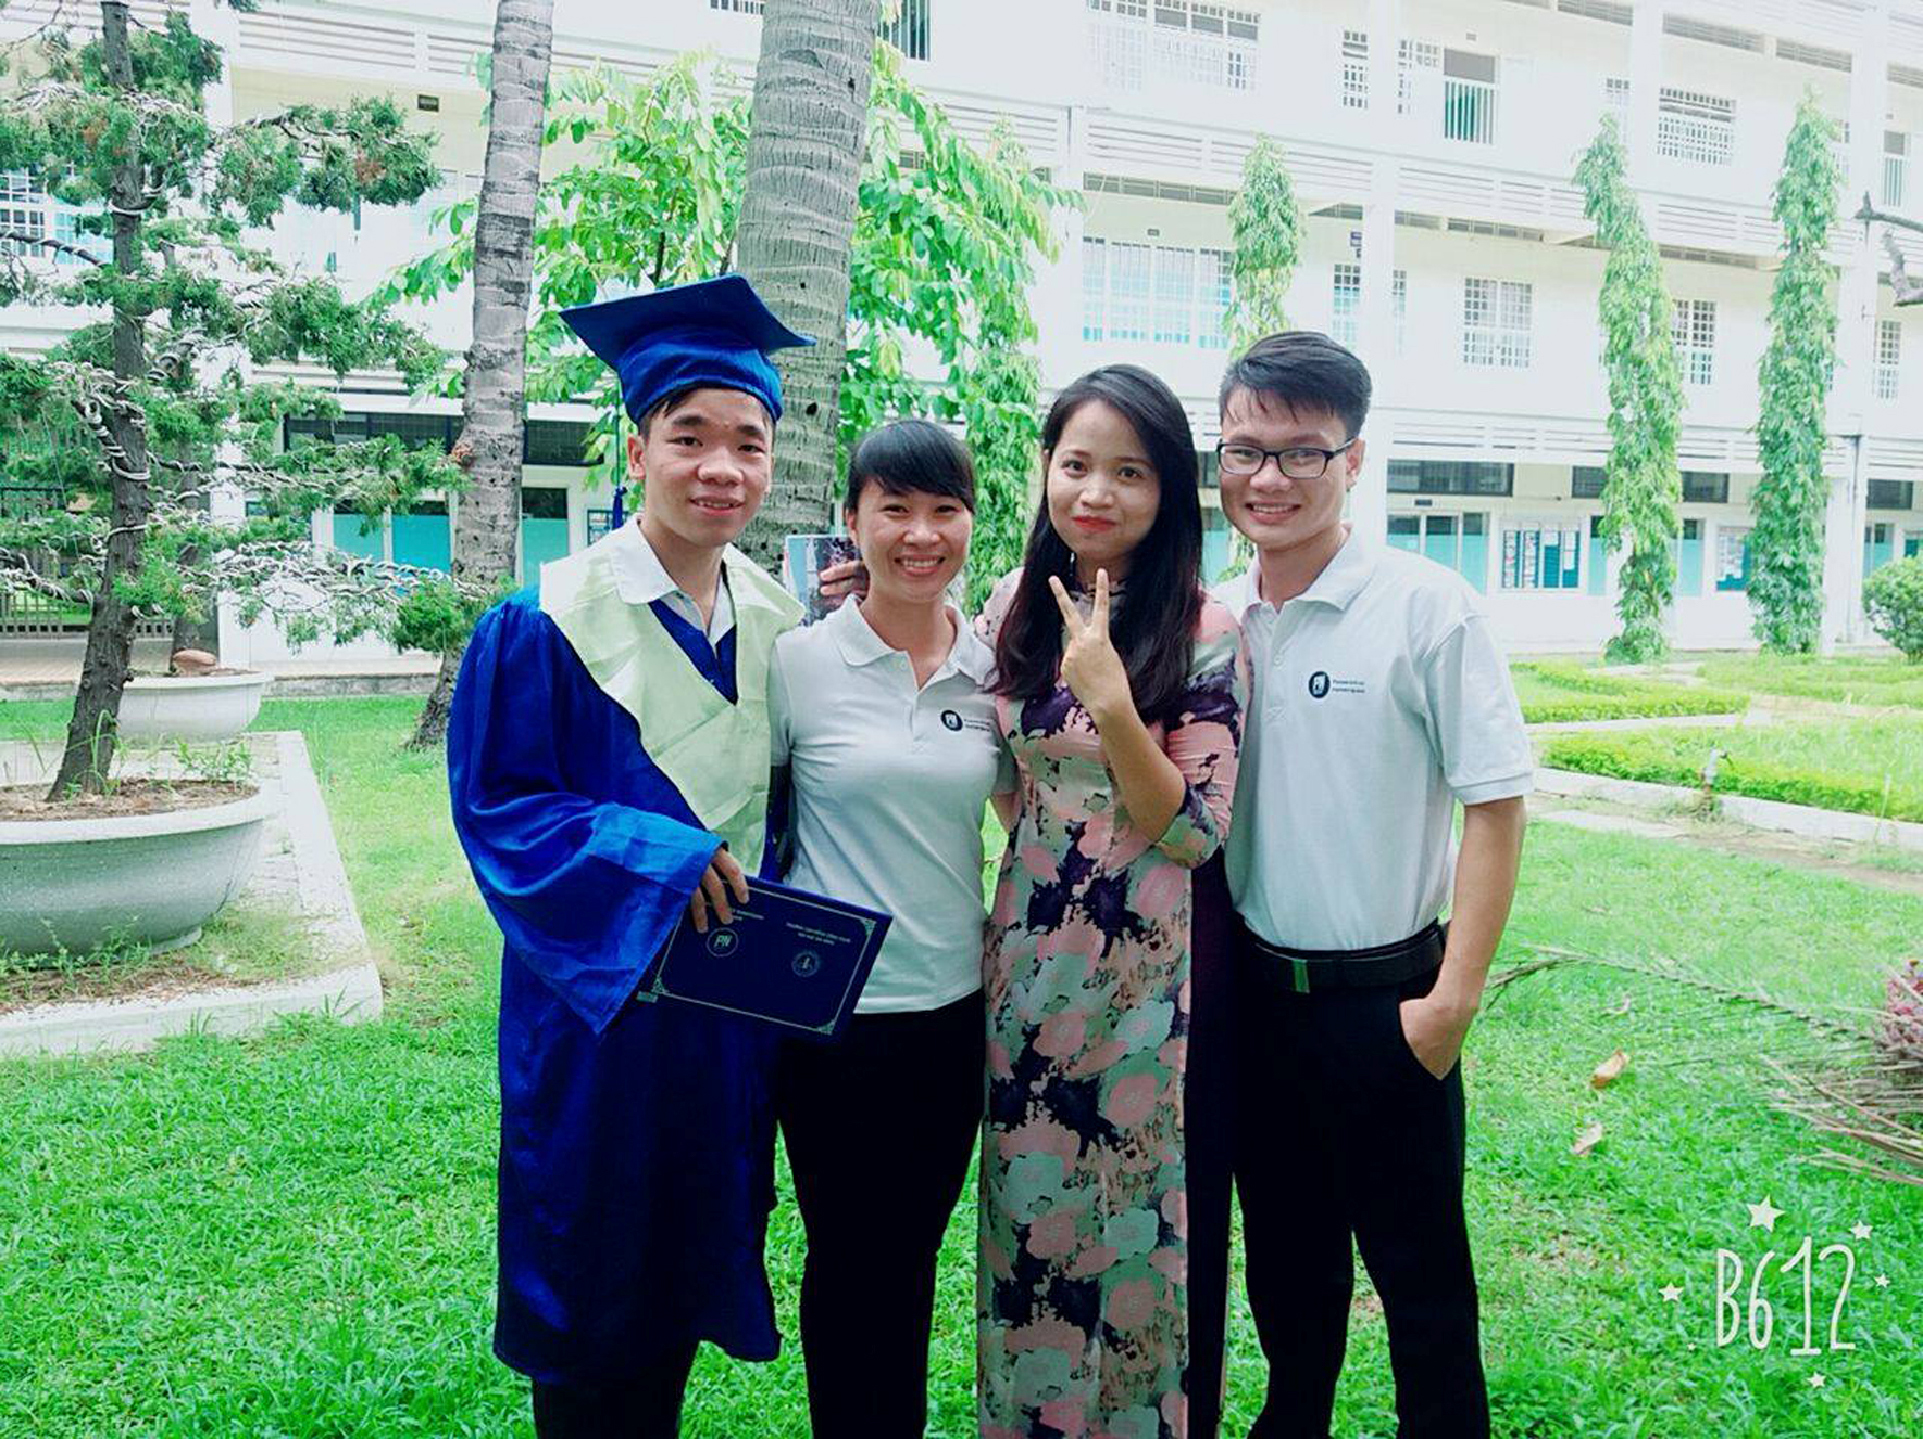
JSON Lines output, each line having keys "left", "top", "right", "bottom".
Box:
{"left": 976, "top": 365, "right": 1247, "bottom": 1439}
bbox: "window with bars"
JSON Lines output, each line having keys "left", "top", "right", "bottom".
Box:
{"left": 1876, "top": 319, "right": 1901, "bottom": 402}
{"left": 0, "top": 171, "right": 47, "bottom": 260}
{"left": 1604, "top": 76, "right": 1630, "bottom": 123}
{"left": 712, "top": 0, "right": 932, "bottom": 59}
{"left": 1084, "top": 237, "right": 1230, "bottom": 349}
{"left": 1462, "top": 278, "right": 1532, "bottom": 369}
{"left": 1657, "top": 88, "right": 1735, "bottom": 166}
{"left": 1869, "top": 479, "right": 1915, "bottom": 511}
{"left": 1886, "top": 131, "right": 1910, "bottom": 210}
{"left": 1331, "top": 263, "right": 1361, "bottom": 346}
{"left": 1088, "top": 0, "right": 1259, "bottom": 91}
{"left": 1442, "top": 50, "right": 1498, "bottom": 145}
{"left": 1397, "top": 38, "right": 1439, "bottom": 117}
{"left": 1329, "top": 265, "right": 1406, "bottom": 352}
{"left": 1341, "top": 30, "right": 1369, "bottom": 109}
{"left": 1500, "top": 520, "right": 1584, "bottom": 591}
{"left": 1388, "top": 461, "right": 1514, "bottom": 496}
{"left": 1673, "top": 298, "right": 1716, "bottom": 386}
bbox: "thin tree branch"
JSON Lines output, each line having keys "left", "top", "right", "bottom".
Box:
{"left": 0, "top": 230, "right": 105, "bottom": 266}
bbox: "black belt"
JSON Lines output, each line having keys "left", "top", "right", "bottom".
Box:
{"left": 1241, "top": 920, "right": 1446, "bottom": 995}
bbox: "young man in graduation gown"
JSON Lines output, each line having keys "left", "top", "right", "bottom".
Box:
{"left": 447, "top": 274, "right": 811, "bottom": 1438}
{"left": 1210, "top": 332, "right": 1533, "bottom": 1439}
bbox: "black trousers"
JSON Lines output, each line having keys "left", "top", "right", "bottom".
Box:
{"left": 776, "top": 990, "right": 985, "bottom": 1439}
{"left": 1186, "top": 854, "right": 1236, "bottom": 1439}
{"left": 1233, "top": 950, "right": 1489, "bottom": 1439}
{"left": 531, "top": 1341, "right": 699, "bottom": 1439}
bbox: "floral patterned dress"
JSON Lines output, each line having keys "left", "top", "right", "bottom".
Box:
{"left": 975, "top": 573, "right": 1248, "bottom": 1439}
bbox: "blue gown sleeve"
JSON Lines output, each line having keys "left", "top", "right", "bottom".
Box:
{"left": 448, "top": 599, "right": 723, "bottom": 1036}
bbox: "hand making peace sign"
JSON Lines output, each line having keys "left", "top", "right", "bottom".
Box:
{"left": 1047, "top": 568, "right": 1137, "bottom": 728}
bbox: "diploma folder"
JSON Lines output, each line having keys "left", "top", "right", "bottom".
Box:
{"left": 639, "top": 878, "right": 890, "bottom": 1040}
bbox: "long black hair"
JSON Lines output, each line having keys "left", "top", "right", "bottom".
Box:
{"left": 993, "top": 365, "right": 1204, "bottom": 724}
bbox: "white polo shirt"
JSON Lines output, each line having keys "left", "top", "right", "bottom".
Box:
{"left": 769, "top": 599, "right": 1015, "bottom": 1013}
{"left": 1213, "top": 531, "right": 1534, "bottom": 952}
{"left": 606, "top": 518, "right": 735, "bottom": 642}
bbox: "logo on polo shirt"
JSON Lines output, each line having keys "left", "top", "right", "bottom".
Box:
{"left": 941, "top": 709, "right": 964, "bottom": 732}
{"left": 1307, "top": 670, "right": 1366, "bottom": 699}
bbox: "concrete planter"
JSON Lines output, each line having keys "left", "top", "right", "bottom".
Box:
{"left": 0, "top": 790, "right": 273, "bottom": 955}
{"left": 117, "top": 671, "right": 271, "bottom": 745}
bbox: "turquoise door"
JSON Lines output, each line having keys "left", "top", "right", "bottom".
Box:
{"left": 521, "top": 487, "right": 572, "bottom": 584}
{"left": 1388, "top": 514, "right": 1421, "bottom": 554}
{"left": 1864, "top": 523, "right": 1895, "bottom": 578}
{"left": 1674, "top": 518, "right": 1703, "bottom": 596}
{"left": 393, "top": 500, "right": 451, "bottom": 572}
{"left": 331, "top": 505, "right": 384, "bottom": 562}
{"left": 1587, "top": 515, "right": 1607, "bottom": 595}
{"left": 1458, "top": 513, "right": 1488, "bottom": 592}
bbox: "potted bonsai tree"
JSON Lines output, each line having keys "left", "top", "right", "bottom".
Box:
{"left": 0, "top": 1, "right": 467, "bottom": 955}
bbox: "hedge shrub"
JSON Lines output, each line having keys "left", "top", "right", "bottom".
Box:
{"left": 1513, "top": 662, "right": 1749, "bottom": 724}
{"left": 1864, "top": 556, "right": 1923, "bottom": 662}
{"left": 1542, "top": 733, "right": 1923, "bottom": 822}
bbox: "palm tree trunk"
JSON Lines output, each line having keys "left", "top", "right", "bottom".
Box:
{"left": 50, "top": 0, "right": 149, "bottom": 799}
{"left": 733, "top": 0, "right": 880, "bottom": 567}
{"left": 409, "top": 0, "right": 555, "bottom": 749}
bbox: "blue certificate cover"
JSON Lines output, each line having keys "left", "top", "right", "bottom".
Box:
{"left": 639, "top": 877, "right": 890, "bottom": 1040}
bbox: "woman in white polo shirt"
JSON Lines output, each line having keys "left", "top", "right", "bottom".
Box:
{"left": 768, "top": 419, "right": 1014, "bottom": 1439}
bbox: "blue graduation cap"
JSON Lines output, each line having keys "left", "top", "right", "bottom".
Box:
{"left": 561, "top": 274, "right": 815, "bottom": 425}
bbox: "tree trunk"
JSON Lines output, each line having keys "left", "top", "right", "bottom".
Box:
{"left": 408, "top": 0, "right": 555, "bottom": 750}
{"left": 50, "top": 0, "right": 150, "bottom": 799}
{"left": 733, "top": 0, "right": 879, "bottom": 567}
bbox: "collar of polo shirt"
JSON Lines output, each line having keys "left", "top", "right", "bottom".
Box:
{"left": 1222, "top": 525, "right": 1380, "bottom": 616}
{"left": 830, "top": 597, "right": 993, "bottom": 685}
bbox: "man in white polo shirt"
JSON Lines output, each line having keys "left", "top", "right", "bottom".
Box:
{"left": 1211, "top": 332, "right": 1532, "bottom": 1438}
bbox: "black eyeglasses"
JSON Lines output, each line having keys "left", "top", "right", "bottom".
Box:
{"left": 1214, "top": 439, "right": 1357, "bottom": 480}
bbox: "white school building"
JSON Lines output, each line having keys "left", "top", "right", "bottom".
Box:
{"left": 2, "top": 0, "right": 1920, "bottom": 661}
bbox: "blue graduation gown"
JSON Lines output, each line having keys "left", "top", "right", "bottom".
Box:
{"left": 447, "top": 590, "right": 781, "bottom": 1385}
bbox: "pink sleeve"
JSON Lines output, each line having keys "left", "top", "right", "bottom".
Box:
{"left": 1151, "top": 604, "right": 1250, "bottom": 868}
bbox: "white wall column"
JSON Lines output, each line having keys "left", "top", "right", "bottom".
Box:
{"left": 1351, "top": 0, "right": 1402, "bottom": 545}
{"left": 1626, "top": 0, "right": 1663, "bottom": 180}
{"left": 1822, "top": 3, "right": 1891, "bottom": 650}
{"left": 1041, "top": 103, "right": 1090, "bottom": 392}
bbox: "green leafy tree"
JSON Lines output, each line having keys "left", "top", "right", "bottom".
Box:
{"left": 0, "top": 1, "right": 453, "bottom": 797}
{"left": 1750, "top": 95, "right": 1842, "bottom": 654}
{"left": 1575, "top": 115, "right": 1683, "bottom": 664}
{"left": 1225, "top": 135, "right": 1299, "bottom": 351}
{"left": 390, "top": 47, "right": 1066, "bottom": 612}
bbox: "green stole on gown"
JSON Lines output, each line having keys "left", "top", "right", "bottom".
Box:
{"left": 540, "top": 534, "right": 802, "bottom": 861}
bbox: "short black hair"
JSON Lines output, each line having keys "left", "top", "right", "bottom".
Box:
{"left": 635, "top": 384, "right": 773, "bottom": 439}
{"left": 1219, "top": 331, "right": 1373, "bottom": 441}
{"left": 843, "top": 419, "right": 976, "bottom": 514}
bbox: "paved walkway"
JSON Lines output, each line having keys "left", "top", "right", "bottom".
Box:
{"left": 1528, "top": 792, "right": 1923, "bottom": 897}
{"left": 0, "top": 730, "right": 382, "bottom": 1055}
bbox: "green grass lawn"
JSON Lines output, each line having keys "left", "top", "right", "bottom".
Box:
{"left": 1693, "top": 652, "right": 1923, "bottom": 710}
{"left": 1543, "top": 713, "right": 1923, "bottom": 823}
{"left": 1509, "top": 661, "right": 1748, "bottom": 724}
{"left": 2, "top": 698, "right": 1920, "bottom": 1436}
